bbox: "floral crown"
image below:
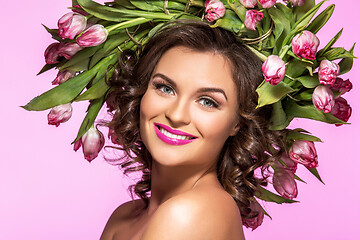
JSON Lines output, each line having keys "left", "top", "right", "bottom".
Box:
{"left": 23, "top": 0, "right": 355, "bottom": 230}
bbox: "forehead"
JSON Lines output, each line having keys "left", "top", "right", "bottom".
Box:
{"left": 153, "top": 46, "right": 237, "bottom": 93}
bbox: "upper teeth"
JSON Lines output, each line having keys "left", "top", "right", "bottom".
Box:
{"left": 160, "top": 127, "right": 191, "bottom": 140}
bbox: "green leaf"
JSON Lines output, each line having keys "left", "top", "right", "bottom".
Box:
{"left": 72, "top": 97, "right": 105, "bottom": 143}
{"left": 306, "top": 4, "right": 334, "bottom": 34}
{"left": 75, "top": 69, "right": 113, "bottom": 101}
{"left": 339, "top": 43, "right": 356, "bottom": 75}
{"left": 293, "top": 0, "right": 315, "bottom": 21}
{"left": 268, "top": 7, "right": 291, "bottom": 54}
{"left": 256, "top": 187, "right": 298, "bottom": 204}
{"left": 227, "top": 0, "right": 246, "bottom": 22}
{"left": 42, "top": 24, "right": 62, "bottom": 42}
{"left": 283, "top": 100, "right": 349, "bottom": 125}
{"left": 295, "top": 73, "right": 320, "bottom": 88}
{"left": 317, "top": 29, "right": 343, "bottom": 57}
{"left": 287, "top": 129, "right": 322, "bottom": 142}
{"left": 294, "top": 173, "right": 306, "bottom": 183}
{"left": 22, "top": 54, "right": 118, "bottom": 111}
{"left": 37, "top": 63, "right": 57, "bottom": 75}
{"left": 308, "top": 168, "right": 324, "bottom": 184}
{"left": 286, "top": 59, "right": 309, "bottom": 78}
{"left": 130, "top": 0, "right": 186, "bottom": 12}
{"left": 212, "top": 9, "right": 243, "bottom": 34}
{"left": 113, "top": 0, "right": 137, "bottom": 9}
{"left": 270, "top": 101, "right": 288, "bottom": 131}
{"left": 256, "top": 79, "right": 296, "bottom": 108}
{"left": 293, "top": 88, "right": 313, "bottom": 101}
{"left": 60, "top": 45, "right": 101, "bottom": 71}
{"left": 320, "top": 47, "right": 356, "bottom": 61}
{"left": 78, "top": 0, "right": 176, "bottom": 21}
{"left": 293, "top": 0, "right": 324, "bottom": 30}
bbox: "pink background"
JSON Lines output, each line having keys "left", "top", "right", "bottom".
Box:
{"left": 1, "top": 0, "right": 359, "bottom": 239}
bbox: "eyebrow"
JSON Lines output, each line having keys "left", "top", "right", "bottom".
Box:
{"left": 152, "top": 73, "right": 228, "bottom": 100}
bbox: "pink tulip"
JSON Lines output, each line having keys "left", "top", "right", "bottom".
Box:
{"left": 262, "top": 55, "right": 286, "bottom": 85}
{"left": 76, "top": 24, "right": 108, "bottom": 47}
{"left": 58, "top": 42, "right": 83, "bottom": 60}
{"left": 245, "top": 10, "right": 264, "bottom": 30}
{"left": 331, "top": 97, "right": 352, "bottom": 127}
{"left": 273, "top": 169, "right": 298, "bottom": 199}
{"left": 52, "top": 70, "right": 76, "bottom": 85}
{"left": 74, "top": 127, "right": 105, "bottom": 162}
{"left": 292, "top": 0, "right": 306, "bottom": 6}
{"left": 330, "top": 78, "right": 353, "bottom": 95}
{"left": 47, "top": 103, "right": 73, "bottom": 127}
{"left": 258, "top": 0, "right": 276, "bottom": 8}
{"left": 312, "top": 85, "right": 335, "bottom": 113}
{"left": 44, "top": 43, "right": 61, "bottom": 64}
{"left": 242, "top": 201, "right": 264, "bottom": 231}
{"left": 274, "top": 152, "right": 298, "bottom": 173}
{"left": 240, "top": 0, "right": 258, "bottom": 8}
{"left": 72, "top": 4, "right": 89, "bottom": 16}
{"left": 58, "top": 12, "right": 87, "bottom": 40}
{"left": 318, "top": 60, "right": 340, "bottom": 86}
{"left": 292, "top": 30, "right": 320, "bottom": 60}
{"left": 289, "top": 140, "right": 318, "bottom": 169}
{"left": 204, "top": 0, "right": 226, "bottom": 22}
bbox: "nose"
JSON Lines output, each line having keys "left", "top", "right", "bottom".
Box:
{"left": 165, "top": 98, "right": 191, "bottom": 127}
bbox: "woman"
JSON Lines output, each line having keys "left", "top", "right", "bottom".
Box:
{"left": 100, "top": 21, "right": 284, "bottom": 240}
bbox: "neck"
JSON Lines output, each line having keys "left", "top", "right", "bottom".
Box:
{"left": 145, "top": 160, "right": 219, "bottom": 215}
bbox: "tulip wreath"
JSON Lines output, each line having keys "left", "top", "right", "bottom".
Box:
{"left": 23, "top": 0, "right": 355, "bottom": 230}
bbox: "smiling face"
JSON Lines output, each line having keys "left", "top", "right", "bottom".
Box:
{"left": 139, "top": 46, "right": 240, "bottom": 169}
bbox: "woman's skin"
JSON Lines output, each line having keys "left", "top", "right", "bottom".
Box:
{"left": 101, "top": 46, "right": 245, "bottom": 240}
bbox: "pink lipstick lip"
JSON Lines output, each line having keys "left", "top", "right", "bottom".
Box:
{"left": 154, "top": 123, "right": 197, "bottom": 138}
{"left": 154, "top": 123, "right": 197, "bottom": 146}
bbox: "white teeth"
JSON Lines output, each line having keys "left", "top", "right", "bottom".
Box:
{"left": 160, "top": 127, "right": 191, "bottom": 140}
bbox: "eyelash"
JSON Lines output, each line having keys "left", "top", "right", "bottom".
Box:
{"left": 152, "top": 81, "right": 220, "bottom": 109}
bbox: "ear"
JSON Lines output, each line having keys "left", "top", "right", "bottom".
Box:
{"left": 229, "top": 121, "right": 241, "bottom": 137}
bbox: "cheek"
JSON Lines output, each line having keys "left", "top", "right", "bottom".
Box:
{"left": 192, "top": 110, "right": 237, "bottom": 141}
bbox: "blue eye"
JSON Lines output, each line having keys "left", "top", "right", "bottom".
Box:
{"left": 160, "top": 85, "right": 174, "bottom": 95}
{"left": 198, "top": 98, "right": 219, "bottom": 109}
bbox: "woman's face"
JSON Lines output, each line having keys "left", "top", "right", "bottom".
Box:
{"left": 140, "top": 46, "right": 240, "bottom": 168}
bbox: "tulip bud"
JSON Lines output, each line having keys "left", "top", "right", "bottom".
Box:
{"left": 204, "top": 0, "right": 226, "bottom": 22}
{"left": 262, "top": 55, "right": 286, "bottom": 85}
{"left": 240, "top": 0, "right": 258, "bottom": 8}
{"left": 44, "top": 43, "right": 61, "bottom": 64}
{"left": 289, "top": 140, "right": 318, "bottom": 169}
{"left": 331, "top": 97, "right": 352, "bottom": 126}
{"left": 291, "top": 0, "right": 306, "bottom": 6}
{"left": 74, "top": 127, "right": 105, "bottom": 162}
{"left": 258, "top": 0, "right": 276, "bottom": 8}
{"left": 330, "top": 78, "right": 353, "bottom": 95}
{"left": 318, "top": 60, "right": 340, "bottom": 86}
{"left": 72, "top": 4, "right": 89, "bottom": 16}
{"left": 245, "top": 10, "right": 264, "bottom": 30}
{"left": 58, "top": 12, "right": 87, "bottom": 40}
{"left": 76, "top": 24, "right": 108, "bottom": 47}
{"left": 292, "top": 30, "right": 320, "bottom": 60}
{"left": 52, "top": 70, "right": 76, "bottom": 85}
{"left": 312, "top": 85, "right": 335, "bottom": 113}
{"left": 47, "top": 103, "right": 73, "bottom": 127}
{"left": 274, "top": 152, "right": 298, "bottom": 173}
{"left": 273, "top": 169, "right": 298, "bottom": 200}
{"left": 242, "top": 200, "right": 264, "bottom": 231}
{"left": 58, "top": 42, "right": 83, "bottom": 60}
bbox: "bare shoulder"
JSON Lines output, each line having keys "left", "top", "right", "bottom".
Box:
{"left": 100, "top": 199, "right": 145, "bottom": 240}
{"left": 141, "top": 188, "right": 244, "bottom": 240}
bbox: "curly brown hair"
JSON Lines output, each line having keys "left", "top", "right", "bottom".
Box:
{"left": 106, "top": 20, "right": 285, "bottom": 218}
